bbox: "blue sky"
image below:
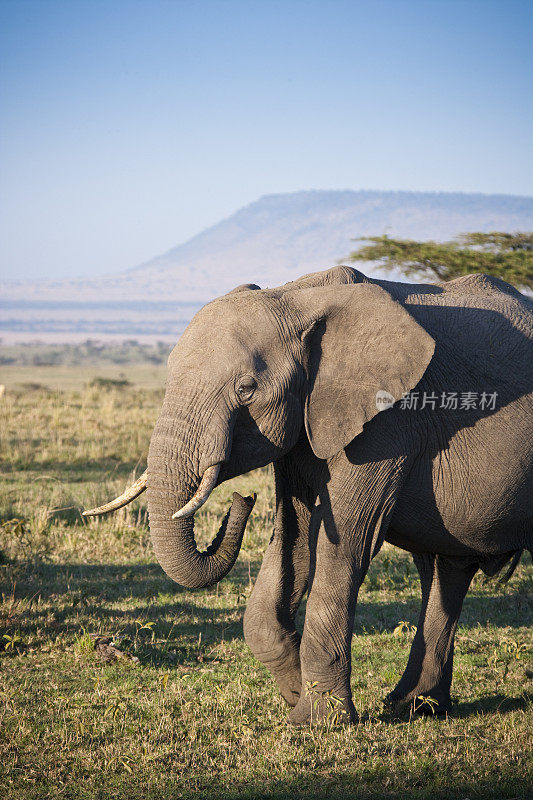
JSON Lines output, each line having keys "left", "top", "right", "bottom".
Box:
{"left": 1, "top": 0, "right": 532, "bottom": 281}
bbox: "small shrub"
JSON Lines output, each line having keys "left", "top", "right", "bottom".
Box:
{"left": 19, "top": 382, "right": 48, "bottom": 392}
{"left": 73, "top": 630, "right": 95, "bottom": 660}
{"left": 1, "top": 631, "right": 25, "bottom": 653}
{"left": 88, "top": 377, "right": 131, "bottom": 390}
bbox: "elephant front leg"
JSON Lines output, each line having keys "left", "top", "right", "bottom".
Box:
{"left": 288, "top": 561, "right": 360, "bottom": 723}
{"left": 287, "top": 520, "right": 361, "bottom": 725}
{"left": 386, "top": 553, "right": 477, "bottom": 714}
{"left": 288, "top": 455, "right": 406, "bottom": 725}
{"left": 243, "top": 458, "right": 314, "bottom": 706}
{"left": 243, "top": 538, "right": 309, "bottom": 705}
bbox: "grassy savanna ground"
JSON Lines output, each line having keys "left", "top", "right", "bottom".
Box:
{"left": 0, "top": 363, "right": 531, "bottom": 799}
{"left": 0, "top": 341, "right": 169, "bottom": 391}
{"left": 0, "top": 362, "right": 167, "bottom": 392}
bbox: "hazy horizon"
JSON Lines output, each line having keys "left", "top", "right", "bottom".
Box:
{"left": 2, "top": 187, "right": 532, "bottom": 288}
{"left": 1, "top": 188, "right": 532, "bottom": 342}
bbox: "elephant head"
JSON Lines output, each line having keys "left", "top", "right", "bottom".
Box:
{"left": 84, "top": 269, "right": 435, "bottom": 590}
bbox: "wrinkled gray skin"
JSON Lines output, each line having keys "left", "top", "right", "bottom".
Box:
{"left": 146, "top": 266, "right": 533, "bottom": 723}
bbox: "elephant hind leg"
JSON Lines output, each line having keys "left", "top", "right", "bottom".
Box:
{"left": 386, "top": 553, "right": 477, "bottom": 714}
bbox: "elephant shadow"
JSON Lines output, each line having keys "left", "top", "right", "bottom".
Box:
{"left": 353, "top": 589, "right": 532, "bottom": 635}
{"left": 2, "top": 556, "right": 530, "bottom": 704}
{"left": 0, "top": 559, "right": 258, "bottom": 666}
{"left": 453, "top": 692, "right": 532, "bottom": 717}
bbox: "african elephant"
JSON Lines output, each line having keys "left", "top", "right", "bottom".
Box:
{"left": 84, "top": 266, "right": 533, "bottom": 723}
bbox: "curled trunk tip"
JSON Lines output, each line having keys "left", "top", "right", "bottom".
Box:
{"left": 150, "top": 490, "right": 256, "bottom": 589}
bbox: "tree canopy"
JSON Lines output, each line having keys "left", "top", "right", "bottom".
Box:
{"left": 346, "top": 232, "right": 533, "bottom": 291}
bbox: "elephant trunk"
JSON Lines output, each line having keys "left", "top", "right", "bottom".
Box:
{"left": 148, "top": 484, "right": 255, "bottom": 589}
{"left": 146, "top": 404, "right": 254, "bottom": 590}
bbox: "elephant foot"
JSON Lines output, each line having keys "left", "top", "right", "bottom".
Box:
{"left": 243, "top": 621, "right": 303, "bottom": 706}
{"left": 278, "top": 681, "right": 300, "bottom": 707}
{"left": 275, "top": 669, "right": 302, "bottom": 707}
{"left": 287, "top": 689, "right": 356, "bottom": 726}
{"left": 266, "top": 664, "right": 302, "bottom": 706}
{"left": 384, "top": 687, "right": 452, "bottom": 716}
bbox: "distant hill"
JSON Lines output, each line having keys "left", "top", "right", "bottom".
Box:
{"left": 3, "top": 190, "right": 533, "bottom": 304}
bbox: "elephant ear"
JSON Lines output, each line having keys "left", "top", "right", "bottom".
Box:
{"left": 299, "top": 283, "right": 435, "bottom": 460}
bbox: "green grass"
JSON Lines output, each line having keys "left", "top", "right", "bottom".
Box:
{"left": 0, "top": 376, "right": 531, "bottom": 799}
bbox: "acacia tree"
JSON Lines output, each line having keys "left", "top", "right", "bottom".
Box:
{"left": 346, "top": 232, "right": 533, "bottom": 291}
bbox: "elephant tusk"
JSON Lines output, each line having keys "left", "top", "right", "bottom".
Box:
{"left": 82, "top": 470, "right": 148, "bottom": 516}
{"left": 172, "top": 464, "right": 221, "bottom": 519}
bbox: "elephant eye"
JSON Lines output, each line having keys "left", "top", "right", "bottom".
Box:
{"left": 236, "top": 377, "right": 257, "bottom": 403}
